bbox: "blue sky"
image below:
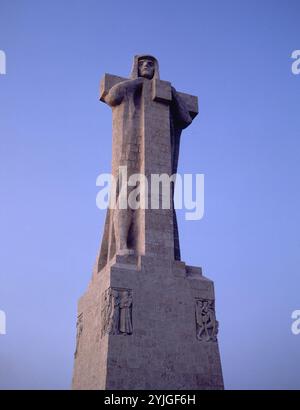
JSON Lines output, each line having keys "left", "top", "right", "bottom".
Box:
{"left": 0, "top": 0, "right": 300, "bottom": 389}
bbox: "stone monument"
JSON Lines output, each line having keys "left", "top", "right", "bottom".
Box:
{"left": 72, "top": 55, "right": 224, "bottom": 390}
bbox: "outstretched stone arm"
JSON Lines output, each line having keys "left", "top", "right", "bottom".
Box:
{"left": 104, "top": 78, "right": 143, "bottom": 107}
{"left": 171, "top": 87, "right": 193, "bottom": 129}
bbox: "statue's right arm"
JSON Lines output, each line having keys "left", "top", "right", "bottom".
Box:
{"left": 104, "top": 78, "right": 143, "bottom": 107}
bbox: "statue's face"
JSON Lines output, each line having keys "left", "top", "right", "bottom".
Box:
{"left": 138, "top": 58, "right": 155, "bottom": 79}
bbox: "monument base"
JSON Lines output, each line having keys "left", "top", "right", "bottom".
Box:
{"left": 72, "top": 255, "right": 224, "bottom": 390}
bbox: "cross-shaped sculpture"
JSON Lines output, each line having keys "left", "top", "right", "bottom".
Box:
{"left": 98, "top": 55, "right": 198, "bottom": 271}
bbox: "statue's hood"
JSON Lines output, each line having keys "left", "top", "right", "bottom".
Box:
{"left": 130, "top": 54, "right": 160, "bottom": 79}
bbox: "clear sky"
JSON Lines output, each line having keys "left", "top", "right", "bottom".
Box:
{"left": 0, "top": 0, "right": 300, "bottom": 389}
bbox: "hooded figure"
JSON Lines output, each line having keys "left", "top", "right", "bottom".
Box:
{"left": 97, "top": 55, "right": 193, "bottom": 272}
{"left": 130, "top": 54, "right": 160, "bottom": 80}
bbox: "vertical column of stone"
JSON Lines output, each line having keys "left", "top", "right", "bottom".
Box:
{"left": 141, "top": 80, "right": 175, "bottom": 259}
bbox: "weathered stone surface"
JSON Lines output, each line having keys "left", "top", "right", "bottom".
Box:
{"left": 72, "top": 255, "right": 223, "bottom": 390}
{"left": 72, "top": 55, "right": 224, "bottom": 390}
{"left": 97, "top": 55, "right": 197, "bottom": 269}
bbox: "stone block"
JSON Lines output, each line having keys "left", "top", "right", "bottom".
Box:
{"left": 72, "top": 255, "right": 223, "bottom": 390}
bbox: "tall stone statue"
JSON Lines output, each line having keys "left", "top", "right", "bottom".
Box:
{"left": 72, "top": 55, "right": 224, "bottom": 390}
{"left": 98, "top": 55, "right": 198, "bottom": 270}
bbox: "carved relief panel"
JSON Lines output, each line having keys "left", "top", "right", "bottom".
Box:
{"left": 195, "top": 299, "right": 218, "bottom": 342}
{"left": 74, "top": 313, "right": 83, "bottom": 358}
{"left": 101, "top": 287, "right": 133, "bottom": 337}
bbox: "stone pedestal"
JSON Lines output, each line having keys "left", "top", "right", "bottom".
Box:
{"left": 72, "top": 255, "right": 224, "bottom": 390}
